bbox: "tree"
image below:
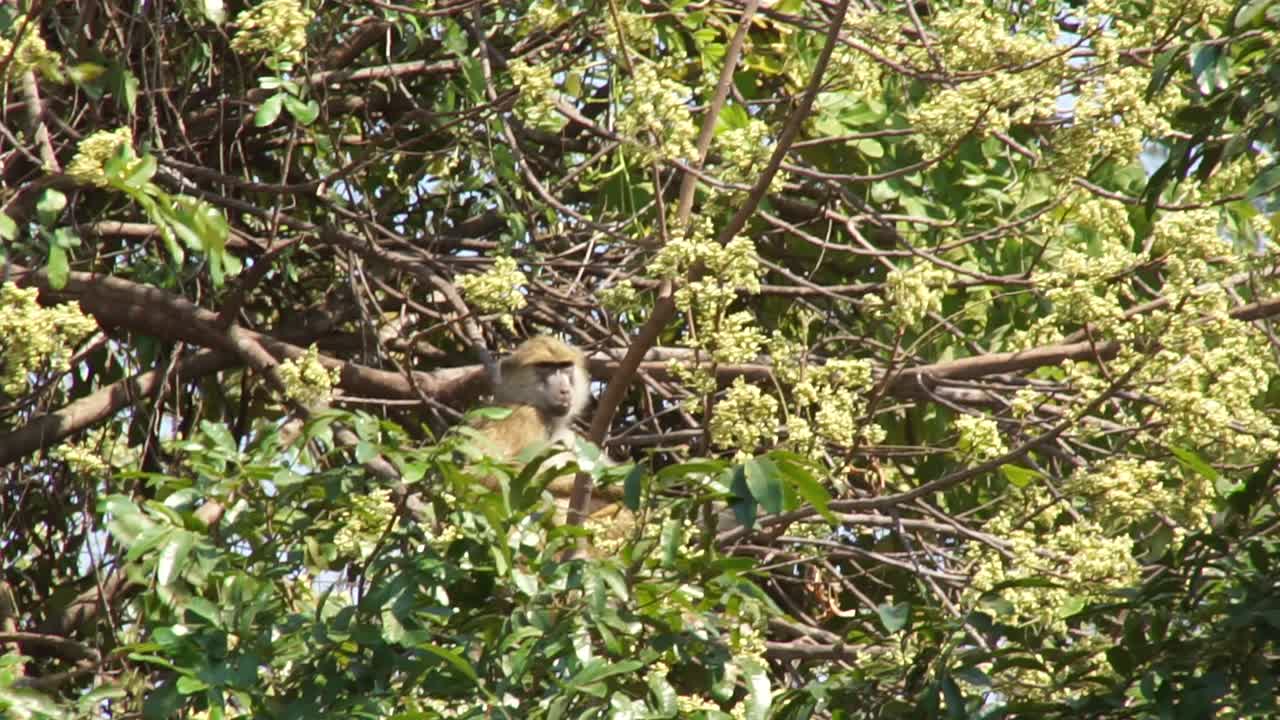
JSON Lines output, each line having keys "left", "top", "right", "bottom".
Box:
{"left": 2, "top": 0, "right": 1280, "bottom": 717}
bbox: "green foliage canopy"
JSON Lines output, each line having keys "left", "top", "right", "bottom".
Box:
{"left": 2, "top": 0, "right": 1280, "bottom": 717}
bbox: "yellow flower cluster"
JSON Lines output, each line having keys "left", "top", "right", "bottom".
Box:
{"left": 1150, "top": 207, "right": 1226, "bottom": 268}
{"left": 709, "top": 377, "right": 779, "bottom": 456}
{"left": 705, "top": 310, "right": 767, "bottom": 364}
{"left": 905, "top": 7, "right": 1066, "bottom": 155}
{"left": 925, "top": 7, "right": 1060, "bottom": 69}
{"left": 1085, "top": 0, "right": 1233, "bottom": 48}
{"left": 653, "top": 221, "right": 766, "bottom": 366}
{"left": 523, "top": 0, "right": 567, "bottom": 33}
{"left": 509, "top": 57, "right": 560, "bottom": 130}
{"left": 909, "top": 70, "right": 1063, "bottom": 157}
{"left": 820, "top": 43, "right": 884, "bottom": 100}
{"left": 652, "top": 221, "right": 762, "bottom": 311}
{"left": 1009, "top": 387, "right": 1043, "bottom": 418}
{"left": 1052, "top": 67, "right": 1179, "bottom": 179}
{"left": 1018, "top": 194, "right": 1140, "bottom": 345}
{"left": 0, "top": 283, "right": 99, "bottom": 396}
{"left": 0, "top": 26, "right": 62, "bottom": 82}
{"left": 675, "top": 694, "right": 721, "bottom": 715}
{"left": 1139, "top": 309, "right": 1278, "bottom": 458}
{"left": 230, "top": 0, "right": 313, "bottom": 63}
{"left": 969, "top": 508, "right": 1140, "bottom": 631}
{"left": 712, "top": 119, "right": 785, "bottom": 194}
{"left": 1072, "top": 194, "right": 1135, "bottom": 246}
{"left": 333, "top": 488, "right": 395, "bottom": 560}
{"left": 953, "top": 414, "right": 1007, "bottom": 462}
{"left": 455, "top": 256, "right": 529, "bottom": 326}
{"left": 772, "top": 338, "right": 882, "bottom": 452}
{"left": 877, "top": 261, "right": 952, "bottom": 329}
{"left": 1041, "top": 280, "right": 1126, "bottom": 337}
{"left": 53, "top": 436, "right": 108, "bottom": 476}
{"left": 1065, "top": 457, "right": 1199, "bottom": 530}
{"left": 51, "top": 425, "right": 138, "bottom": 476}
{"left": 668, "top": 359, "right": 718, "bottom": 400}
{"left": 811, "top": 382, "right": 870, "bottom": 447}
{"left": 616, "top": 61, "right": 698, "bottom": 163}
{"left": 65, "top": 127, "right": 136, "bottom": 188}
{"left": 728, "top": 620, "right": 766, "bottom": 659}
{"left": 610, "top": 9, "right": 655, "bottom": 51}
{"left": 597, "top": 279, "right": 639, "bottom": 314}
{"left": 276, "top": 344, "right": 340, "bottom": 406}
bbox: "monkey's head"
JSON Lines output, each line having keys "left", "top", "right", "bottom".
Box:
{"left": 494, "top": 336, "right": 590, "bottom": 422}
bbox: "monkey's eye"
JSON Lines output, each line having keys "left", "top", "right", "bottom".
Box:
{"left": 533, "top": 362, "right": 572, "bottom": 379}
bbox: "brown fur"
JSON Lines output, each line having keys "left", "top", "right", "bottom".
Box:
{"left": 492, "top": 336, "right": 591, "bottom": 426}
{"left": 470, "top": 337, "right": 623, "bottom": 506}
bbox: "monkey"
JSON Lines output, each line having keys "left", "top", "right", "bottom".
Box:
{"left": 476, "top": 335, "right": 592, "bottom": 461}
{"left": 466, "top": 335, "right": 629, "bottom": 523}
{"left": 463, "top": 336, "right": 747, "bottom": 547}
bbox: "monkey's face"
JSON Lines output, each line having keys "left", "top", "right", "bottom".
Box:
{"left": 535, "top": 362, "right": 578, "bottom": 417}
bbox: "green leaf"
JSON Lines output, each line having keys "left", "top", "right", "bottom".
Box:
{"left": 717, "top": 103, "right": 750, "bottom": 132}
{"left": 728, "top": 465, "right": 757, "bottom": 530}
{"left": 589, "top": 564, "right": 630, "bottom": 601}
{"left": 623, "top": 463, "right": 643, "bottom": 511}
{"left": 254, "top": 93, "right": 285, "bottom": 127}
{"left": 999, "top": 464, "right": 1042, "bottom": 488}
{"left": 67, "top": 62, "right": 107, "bottom": 86}
{"left": 660, "top": 519, "right": 683, "bottom": 567}
{"left": 125, "top": 526, "right": 172, "bottom": 563}
{"left": 196, "top": 0, "right": 226, "bottom": 23}
{"left": 1170, "top": 445, "right": 1220, "bottom": 481}
{"left": 175, "top": 675, "right": 209, "bottom": 694}
{"left": 1246, "top": 163, "right": 1280, "bottom": 201}
{"left": 184, "top": 596, "right": 221, "bottom": 626}
{"left": 0, "top": 211, "right": 16, "bottom": 240}
{"left": 743, "top": 457, "right": 784, "bottom": 514}
{"left": 141, "top": 678, "right": 181, "bottom": 719}
{"left": 102, "top": 145, "right": 137, "bottom": 186}
{"left": 283, "top": 95, "right": 319, "bottom": 125}
{"left": 1234, "top": 0, "right": 1276, "bottom": 27}
{"left": 124, "top": 154, "right": 157, "bottom": 189}
{"left": 46, "top": 244, "right": 69, "bottom": 289}
{"left": 0, "top": 686, "right": 68, "bottom": 719}
{"left": 421, "top": 644, "right": 480, "bottom": 682}
{"left": 156, "top": 531, "right": 195, "bottom": 586}
{"left": 741, "top": 660, "right": 773, "bottom": 720}
{"left": 36, "top": 188, "right": 66, "bottom": 225}
{"left": 76, "top": 684, "right": 127, "bottom": 712}
{"left": 771, "top": 452, "right": 835, "bottom": 523}
{"left": 856, "top": 138, "right": 884, "bottom": 158}
{"left": 117, "top": 68, "right": 139, "bottom": 114}
{"left": 1189, "top": 44, "right": 1228, "bottom": 95}
{"left": 566, "top": 658, "right": 645, "bottom": 689}
{"left": 52, "top": 226, "right": 80, "bottom": 249}
{"left": 460, "top": 57, "right": 485, "bottom": 101}
{"left": 199, "top": 420, "right": 238, "bottom": 452}
{"left": 192, "top": 200, "right": 229, "bottom": 253}
{"left": 877, "top": 601, "right": 910, "bottom": 633}
{"left": 442, "top": 19, "right": 467, "bottom": 55}
{"left": 941, "top": 674, "right": 966, "bottom": 720}
{"left": 647, "top": 670, "right": 679, "bottom": 714}
{"left": 101, "top": 495, "right": 154, "bottom": 544}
